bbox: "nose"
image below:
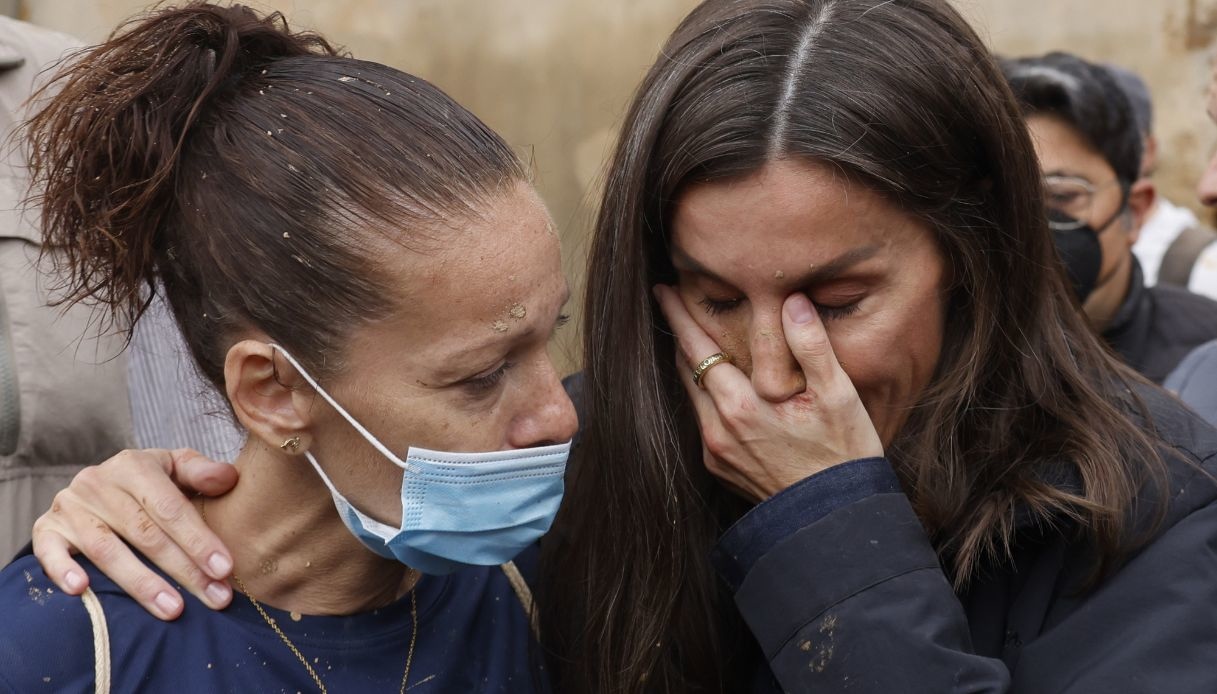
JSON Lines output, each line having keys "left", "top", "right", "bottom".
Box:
{"left": 507, "top": 355, "right": 579, "bottom": 449}
{"left": 1198, "top": 151, "right": 1217, "bottom": 208}
{"left": 748, "top": 308, "right": 805, "bottom": 403}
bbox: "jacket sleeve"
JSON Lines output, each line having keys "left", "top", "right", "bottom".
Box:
{"left": 713, "top": 457, "right": 1012, "bottom": 693}
{"left": 716, "top": 456, "right": 1217, "bottom": 694}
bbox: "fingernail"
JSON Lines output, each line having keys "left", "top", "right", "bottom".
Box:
{"left": 205, "top": 581, "right": 231, "bottom": 605}
{"left": 155, "top": 591, "right": 182, "bottom": 616}
{"left": 207, "top": 552, "right": 232, "bottom": 578}
{"left": 786, "top": 294, "right": 815, "bottom": 324}
{"left": 64, "top": 570, "right": 85, "bottom": 592}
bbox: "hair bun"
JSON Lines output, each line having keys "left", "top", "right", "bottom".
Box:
{"left": 24, "top": 2, "right": 335, "bottom": 330}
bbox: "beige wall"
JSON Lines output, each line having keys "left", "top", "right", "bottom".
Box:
{"left": 22, "top": 0, "right": 1217, "bottom": 373}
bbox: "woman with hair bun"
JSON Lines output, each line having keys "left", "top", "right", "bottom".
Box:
{"left": 0, "top": 3, "right": 576, "bottom": 691}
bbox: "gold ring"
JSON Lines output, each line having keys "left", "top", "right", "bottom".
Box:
{"left": 692, "top": 352, "right": 732, "bottom": 389}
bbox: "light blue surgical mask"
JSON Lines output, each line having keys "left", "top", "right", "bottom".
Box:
{"left": 272, "top": 344, "right": 570, "bottom": 575}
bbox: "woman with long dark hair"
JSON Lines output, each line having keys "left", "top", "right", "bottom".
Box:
{"left": 25, "top": 0, "right": 1217, "bottom": 692}
{"left": 0, "top": 3, "right": 576, "bottom": 691}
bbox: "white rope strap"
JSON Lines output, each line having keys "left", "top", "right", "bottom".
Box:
{"left": 500, "top": 561, "right": 540, "bottom": 641}
{"left": 80, "top": 587, "right": 111, "bottom": 694}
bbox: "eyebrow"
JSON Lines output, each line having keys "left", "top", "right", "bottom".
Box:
{"left": 670, "top": 244, "right": 880, "bottom": 288}
{"left": 1043, "top": 169, "right": 1090, "bottom": 181}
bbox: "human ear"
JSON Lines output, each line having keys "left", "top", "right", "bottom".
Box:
{"left": 1125, "top": 179, "right": 1156, "bottom": 245}
{"left": 223, "top": 340, "right": 313, "bottom": 453}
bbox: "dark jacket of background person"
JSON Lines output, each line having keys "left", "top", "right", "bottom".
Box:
{"left": 713, "top": 383, "right": 1217, "bottom": 692}
{"left": 0, "top": 17, "right": 133, "bottom": 561}
{"left": 1102, "top": 258, "right": 1217, "bottom": 383}
{"left": 1166, "top": 339, "right": 1217, "bottom": 426}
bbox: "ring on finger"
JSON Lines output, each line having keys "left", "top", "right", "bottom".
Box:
{"left": 692, "top": 352, "right": 732, "bottom": 389}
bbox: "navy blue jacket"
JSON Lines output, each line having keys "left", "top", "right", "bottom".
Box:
{"left": 717, "top": 383, "right": 1217, "bottom": 692}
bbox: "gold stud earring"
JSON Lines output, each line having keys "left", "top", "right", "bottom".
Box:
{"left": 279, "top": 435, "right": 302, "bottom": 453}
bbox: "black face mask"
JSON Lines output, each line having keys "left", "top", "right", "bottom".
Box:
{"left": 1050, "top": 210, "right": 1103, "bottom": 303}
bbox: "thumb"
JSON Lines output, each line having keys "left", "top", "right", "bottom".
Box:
{"left": 782, "top": 293, "right": 840, "bottom": 387}
{"left": 168, "top": 448, "right": 239, "bottom": 497}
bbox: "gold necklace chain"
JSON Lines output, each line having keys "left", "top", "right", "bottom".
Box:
{"left": 201, "top": 499, "right": 418, "bottom": 693}
{"left": 233, "top": 575, "right": 416, "bottom": 694}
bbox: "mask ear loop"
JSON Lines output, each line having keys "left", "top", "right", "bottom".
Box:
{"left": 269, "top": 344, "right": 417, "bottom": 474}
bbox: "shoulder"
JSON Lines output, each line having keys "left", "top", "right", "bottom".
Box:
{"left": 1126, "top": 383, "right": 1217, "bottom": 530}
{"left": 1146, "top": 283, "right": 1217, "bottom": 333}
{"left": 0, "top": 555, "right": 97, "bottom": 691}
{"left": 1165, "top": 340, "right": 1217, "bottom": 427}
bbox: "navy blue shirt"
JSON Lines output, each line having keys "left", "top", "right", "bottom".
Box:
{"left": 0, "top": 548, "right": 545, "bottom": 692}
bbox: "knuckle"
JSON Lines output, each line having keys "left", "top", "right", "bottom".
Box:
{"left": 150, "top": 493, "right": 187, "bottom": 523}
{"left": 30, "top": 526, "right": 65, "bottom": 559}
{"left": 72, "top": 465, "right": 102, "bottom": 492}
{"left": 83, "top": 530, "right": 120, "bottom": 565}
{"left": 702, "top": 430, "right": 728, "bottom": 458}
{"left": 127, "top": 510, "right": 167, "bottom": 551}
{"left": 181, "top": 531, "right": 209, "bottom": 558}
{"left": 131, "top": 573, "right": 165, "bottom": 602}
{"left": 106, "top": 449, "right": 141, "bottom": 472}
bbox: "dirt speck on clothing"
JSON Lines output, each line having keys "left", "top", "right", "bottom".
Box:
{"left": 806, "top": 614, "right": 838, "bottom": 673}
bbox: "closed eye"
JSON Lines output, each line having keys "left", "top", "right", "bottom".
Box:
{"left": 698, "top": 297, "right": 743, "bottom": 316}
{"left": 698, "top": 296, "right": 862, "bottom": 321}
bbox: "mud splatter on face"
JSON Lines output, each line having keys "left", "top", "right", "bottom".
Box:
{"left": 492, "top": 319, "right": 509, "bottom": 333}
{"left": 774, "top": 270, "right": 786, "bottom": 280}
{"left": 509, "top": 303, "right": 527, "bottom": 320}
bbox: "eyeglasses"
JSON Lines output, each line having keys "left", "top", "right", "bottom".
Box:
{"left": 1044, "top": 175, "right": 1121, "bottom": 231}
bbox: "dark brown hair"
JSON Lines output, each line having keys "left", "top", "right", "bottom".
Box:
{"left": 27, "top": 2, "right": 526, "bottom": 387}
{"left": 542, "top": 0, "right": 1165, "bottom": 691}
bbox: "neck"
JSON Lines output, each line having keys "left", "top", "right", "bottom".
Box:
{"left": 199, "top": 440, "right": 416, "bottom": 616}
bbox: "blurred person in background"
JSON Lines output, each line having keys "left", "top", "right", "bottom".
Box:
{"left": 1163, "top": 51, "right": 1217, "bottom": 428}
{"left": 1108, "top": 64, "right": 1217, "bottom": 299}
{"left": 1004, "top": 52, "right": 1217, "bottom": 384}
{"left": 0, "top": 15, "right": 135, "bottom": 562}
{"left": 0, "top": 15, "right": 243, "bottom": 563}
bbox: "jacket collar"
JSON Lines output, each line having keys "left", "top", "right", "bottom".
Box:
{"left": 1101, "top": 257, "right": 1151, "bottom": 374}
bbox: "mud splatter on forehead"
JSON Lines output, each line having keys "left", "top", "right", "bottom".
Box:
{"left": 488, "top": 302, "right": 527, "bottom": 333}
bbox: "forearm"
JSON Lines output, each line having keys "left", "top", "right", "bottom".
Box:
{"left": 716, "top": 458, "right": 1011, "bottom": 692}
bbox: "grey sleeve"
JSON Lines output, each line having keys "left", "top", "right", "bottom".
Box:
{"left": 1164, "top": 340, "right": 1217, "bottom": 428}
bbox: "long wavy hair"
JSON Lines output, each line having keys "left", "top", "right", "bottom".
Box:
{"left": 540, "top": 0, "right": 1165, "bottom": 691}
